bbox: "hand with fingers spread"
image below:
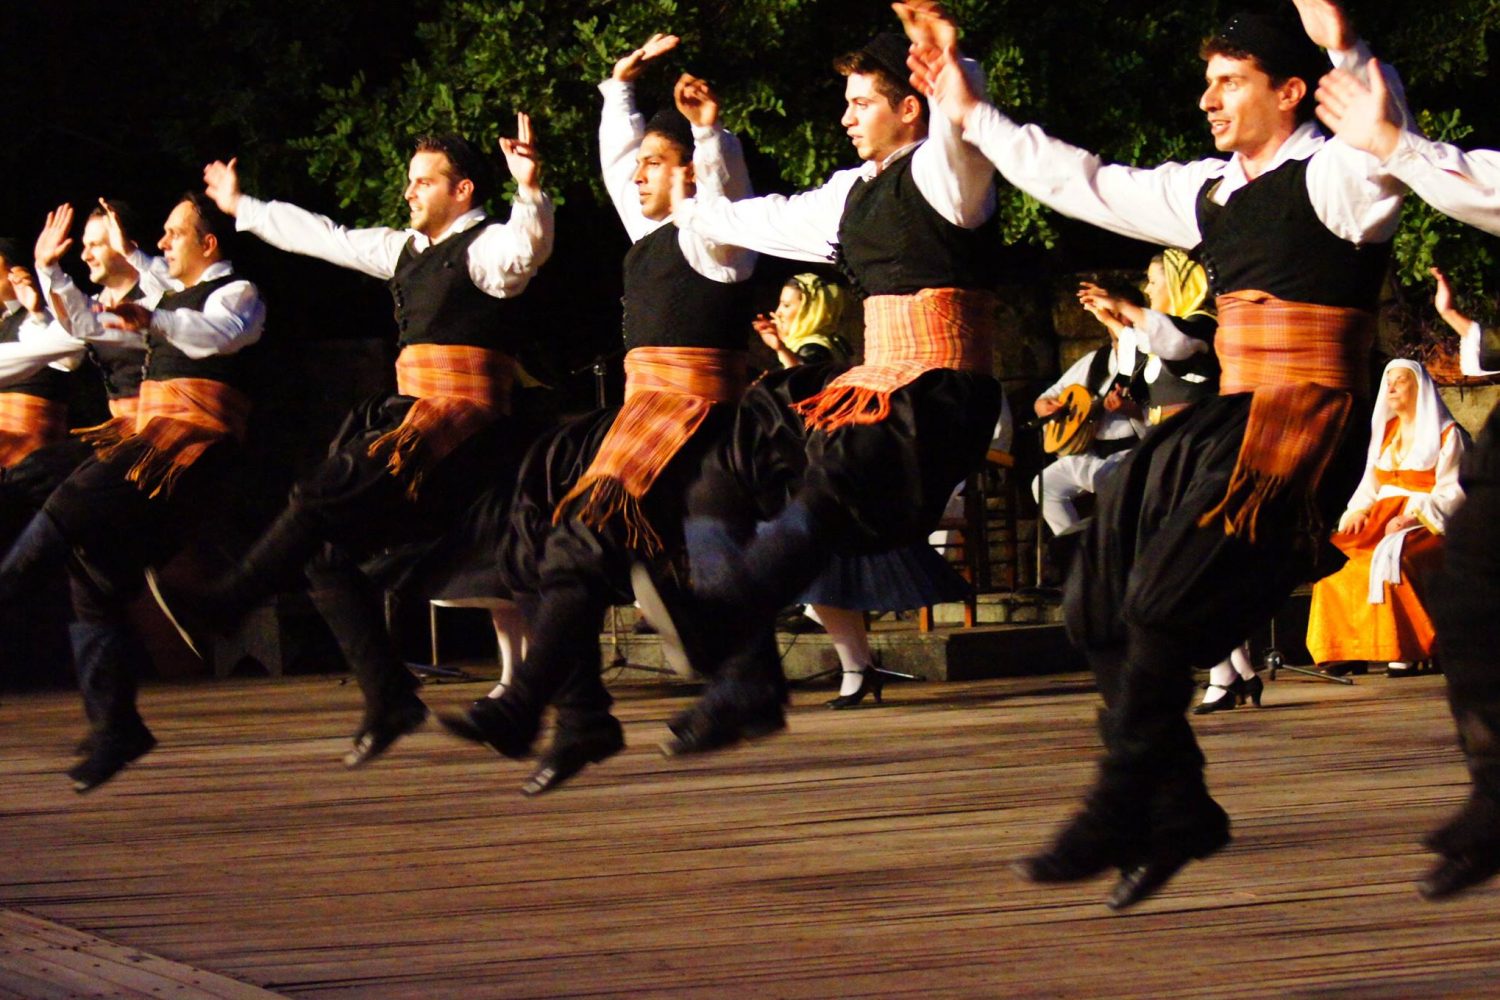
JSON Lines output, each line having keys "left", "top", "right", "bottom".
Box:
{"left": 96, "top": 300, "right": 152, "bottom": 332}
{"left": 10, "top": 267, "right": 44, "bottom": 315}
{"left": 1316, "top": 60, "right": 1401, "bottom": 161}
{"left": 96, "top": 198, "right": 134, "bottom": 257}
{"left": 500, "top": 113, "right": 542, "bottom": 196}
{"left": 1291, "top": 0, "right": 1354, "bottom": 52}
{"left": 905, "top": 36, "right": 979, "bottom": 127}
{"left": 674, "top": 73, "right": 719, "bottom": 130}
{"left": 34, "top": 204, "right": 75, "bottom": 269}
{"left": 612, "top": 32, "right": 680, "bottom": 84}
{"left": 203, "top": 157, "right": 243, "bottom": 216}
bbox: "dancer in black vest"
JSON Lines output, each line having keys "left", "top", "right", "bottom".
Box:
{"left": 660, "top": 22, "right": 1002, "bottom": 753}
{"left": 0, "top": 204, "right": 155, "bottom": 694}
{"left": 165, "top": 124, "right": 553, "bottom": 769}
{"left": 442, "top": 36, "right": 757, "bottom": 794}
{"left": 909, "top": 0, "right": 1411, "bottom": 907}
{"left": 31, "top": 193, "right": 265, "bottom": 792}
{"left": 1318, "top": 53, "right": 1500, "bottom": 899}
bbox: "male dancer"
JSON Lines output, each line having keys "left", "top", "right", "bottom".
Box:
{"left": 177, "top": 121, "right": 552, "bottom": 768}
{"left": 443, "top": 35, "right": 757, "bottom": 794}
{"left": 29, "top": 192, "right": 265, "bottom": 791}
{"left": 1317, "top": 58, "right": 1500, "bottom": 899}
{"left": 0, "top": 205, "right": 154, "bottom": 692}
{"left": 906, "top": 0, "right": 1409, "bottom": 907}
{"left": 660, "top": 19, "right": 1002, "bottom": 752}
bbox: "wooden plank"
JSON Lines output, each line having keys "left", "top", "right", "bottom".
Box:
{"left": 0, "top": 909, "right": 286, "bottom": 998}
{"left": 3, "top": 671, "right": 1500, "bottom": 997}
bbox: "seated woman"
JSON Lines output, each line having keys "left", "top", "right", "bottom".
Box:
{"left": 1307, "top": 359, "right": 1468, "bottom": 676}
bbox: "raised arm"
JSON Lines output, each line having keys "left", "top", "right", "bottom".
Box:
{"left": 205, "top": 157, "right": 408, "bottom": 279}
{"left": 599, "top": 33, "right": 681, "bottom": 241}
{"left": 465, "top": 112, "right": 555, "bottom": 297}
{"left": 672, "top": 73, "right": 756, "bottom": 282}
{"left": 1432, "top": 268, "right": 1500, "bottom": 377}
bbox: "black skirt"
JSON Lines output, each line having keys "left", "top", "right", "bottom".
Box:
{"left": 1065, "top": 391, "right": 1370, "bottom": 669}
{"left": 799, "top": 542, "right": 972, "bottom": 611}
{"left": 720, "top": 363, "right": 1002, "bottom": 554}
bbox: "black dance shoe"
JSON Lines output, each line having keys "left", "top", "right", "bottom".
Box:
{"left": 438, "top": 698, "right": 537, "bottom": 760}
{"left": 1418, "top": 852, "right": 1500, "bottom": 901}
{"left": 1016, "top": 801, "right": 1145, "bottom": 883}
{"left": 1192, "top": 681, "right": 1240, "bottom": 715}
{"left": 521, "top": 717, "right": 626, "bottom": 796}
{"left": 659, "top": 701, "right": 786, "bottom": 757}
{"left": 1321, "top": 661, "right": 1368, "bottom": 678}
{"left": 1106, "top": 810, "right": 1231, "bottom": 911}
{"left": 1242, "top": 674, "right": 1264, "bottom": 707}
{"left": 68, "top": 724, "right": 157, "bottom": 793}
{"left": 344, "top": 697, "right": 428, "bottom": 769}
{"left": 826, "top": 668, "right": 885, "bottom": 709}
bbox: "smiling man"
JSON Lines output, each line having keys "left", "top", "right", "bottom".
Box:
{"left": 155, "top": 125, "right": 553, "bottom": 772}
{"left": 657, "top": 23, "right": 1002, "bottom": 754}
{"left": 907, "top": 0, "right": 1411, "bottom": 908}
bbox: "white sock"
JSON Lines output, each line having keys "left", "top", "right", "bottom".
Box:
{"left": 813, "top": 604, "right": 873, "bottom": 696}
{"left": 1229, "top": 643, "right": 1256, "bottom": 680}
{"left": 489, "top": 603, "right": 529, "bottom": 698}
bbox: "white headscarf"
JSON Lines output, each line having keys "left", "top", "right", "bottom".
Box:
{"left": 1364, "top": 359, "right": 1456, "bottom": 473}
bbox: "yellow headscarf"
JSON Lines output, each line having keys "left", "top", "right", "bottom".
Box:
{"left": 779, "top": 274, "right": 850, "bottom": 358}
{"left": 1157, "top": 248, "right": 1214, "bottom": 321}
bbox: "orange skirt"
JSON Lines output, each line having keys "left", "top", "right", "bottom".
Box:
{"left": 1306, "top": 495, "right": 1444, "bottom": 663}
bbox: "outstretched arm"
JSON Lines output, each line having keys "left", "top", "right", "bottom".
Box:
{"left": 211, "top": 157, "right": 409, "bottom": 278}
{"left": 1433, "top": 267, "right": 1500, "bottom": 377}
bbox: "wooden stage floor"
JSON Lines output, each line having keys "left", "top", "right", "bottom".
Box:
{"left": 3, "top": 669, "right": 1499, "bottom": 998}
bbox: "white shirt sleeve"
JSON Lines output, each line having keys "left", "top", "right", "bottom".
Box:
{"left": 961, "top": 101, "right": 1219, "bottom": 248}
{"left": 147, "top": 280, "right": 267, "bottom": 359}
{"left": 672, "top": 168, "right": 860, "bottom": 264}
{"left": 1459, "top": 320, "right": 1500, "bottom": 377}
{"left": 678, "top": 123, "right": 757, "bottom": 283}
{"left": 1385, "top": 132, "right": 1500, "bottom": 239}
{"left": 910, "top": 58, "right": 997, "bottom": 229}
{"left": 1405, "top": 426, "right": 1467, "bottom": 533}
{"left": 598, "top": 78, "right": 655, "bottom": 243}
{"left": 236, "top": 196, "right": 408, "bottom": 279}
{"left": 0, "top": 317, "right": 83, "bottom": 385}
{"left": 127, "top": 249, "right": 179, "bottom": 299}
{"left": 463, "top": 191, "right": 555, "bottom": 298}
{"left": 1134, "top": 309, "right": 1210, "bottom": 361}
{"left": 35, "top": 264, "right": 148, "bottom": 352}
{"left": 1306, "top": 45, "right": 1412, "bottom": 244}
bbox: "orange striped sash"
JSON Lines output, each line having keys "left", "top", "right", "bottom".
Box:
{"left": 1199, "top": 291, "right": 1373, "bottom": 543}
{"left": 791, "top": 288, "right": 997, "bottom": 432}
{"left": 107, "top": 395, "right": 140, "bottom": 422}
{"left": 75, "top": 378, "right": 251, "bottom": 498}
{"left": 0, "top": 393, "right": 67, "bottom": 469}
{"left": 554, "top": 346, "right": 747, "bottom": 557}
{"left": 367, "top": 344, "right": 516, "bottom": 498}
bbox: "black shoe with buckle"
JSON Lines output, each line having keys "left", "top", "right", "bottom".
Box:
{"left": 68, "top": 724, "right": 157, "bottom": 793}
{"left": 344, "top": 697, "right": 428, "bottom": 768}
{"left": 521, "top": 717, "right": 626, "bottom": 796}
{"left": 1106, "top": 802, "right": 1231, "bottom": 911}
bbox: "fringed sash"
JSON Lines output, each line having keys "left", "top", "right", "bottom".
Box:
{"left": 0, "top": 394, "right": 67, "bottom": 470}
{"left": 367, "top": 344, "right": 516, "bottom": 498}
{"left": 75, "top": 378, "right": 250, "bottom": 498}
{"left": 791, "top": 288, "right": 997, "bottom": 432}
{"left": 1198, "top": 290, "right": 1374, "bottom": 543}
{"left": 554, "top": 346, "right": 747, "bottom": 557}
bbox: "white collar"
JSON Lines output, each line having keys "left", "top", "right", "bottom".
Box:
{"left": 860, "top": 139, "right": 924, "bottom": 179}
{"left": 1217, "top": 121, "right": 1326, "bottom": 199}
{"left": 408, "top": 208, "right": 488, "bottom": 251}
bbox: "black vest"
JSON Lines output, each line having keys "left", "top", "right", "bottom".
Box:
{"left": 1193, "top": 157, "right": 1390, "bottom": 310}
{"left": 88, "top": 284, "right": 147, "bottom": 400}
{"left": 620, "top": 223, "right": 750, "bottom": 351}
{"left": 387, "top": 221, "right": 523, "bottom": 353}
{"left": 146, "top": 272, "right": 252, "bottom": 387}
{"left": 834, "top": 150, "right": 1001, "bottom": 297}
{"left": 1138, "top": 314, "right": 1220, "bottom": 408}
{"left": 0, "top": 305, "right": 71, "bottom": 402}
